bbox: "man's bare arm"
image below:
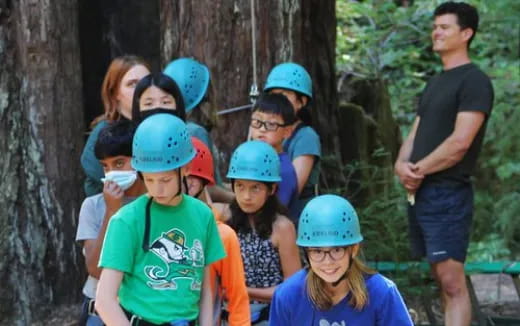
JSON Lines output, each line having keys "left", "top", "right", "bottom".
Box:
{"left": 413, "top": 111, "right": 486, "bottom": 175}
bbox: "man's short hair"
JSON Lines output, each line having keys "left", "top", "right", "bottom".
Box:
{"left": 434, "top": 1, "right": 479, "bottom": 47}
{"left": 94, "top": 120, "right": 136, "bottom": 160}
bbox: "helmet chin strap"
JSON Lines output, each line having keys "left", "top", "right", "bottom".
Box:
{"left": 158, "top": 170, "right": 184, "bottom": 205}
{"left": 182, "top": 176, "right": 208, "bottom": 199}
{"left": 181, "top": 173, "right": 189, "bottom": 196}
{"left": 176, "top": 169, "right": 184, "bottom": 198}
{"left": 192, "top": 188, "right": 204, "bottom": 199}
{"left": 331, "top": 253, "right": 353, "bottom": 287}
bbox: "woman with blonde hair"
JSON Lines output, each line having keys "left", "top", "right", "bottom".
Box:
{"left": 81, "top": 55, "right": 150, "bottom": 196}
{"left": 269, "top": 194, "right": 413, "bottom": 325}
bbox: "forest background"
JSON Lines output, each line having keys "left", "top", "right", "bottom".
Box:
{"left": 335, "top": 0, "right": 520, "bottom": 265}
{"left": 0, "top": 0, "right": 518, "bottom": 324}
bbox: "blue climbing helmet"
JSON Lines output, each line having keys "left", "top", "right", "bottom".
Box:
{"left": 226, "top": 140, "right": 281, "bottom": 183}
{"left": 264, "top": 62, "right": 313, "bottom": 99}
{"left": 297, "top": 194, "right": 363, "bottom": 247}
{"left": 163, "top": 57, "right": 210, "bottom": 112}
{"left": 132, "top": 113, "right": 195, "bottom": 172}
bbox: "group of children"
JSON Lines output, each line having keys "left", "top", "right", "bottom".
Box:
{"left": 76, "top": 55, "right": 413, "bottom": 326}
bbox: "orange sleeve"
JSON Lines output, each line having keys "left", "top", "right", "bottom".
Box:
{"left": 211, "top": 222, "right": 251, "bottom": 325}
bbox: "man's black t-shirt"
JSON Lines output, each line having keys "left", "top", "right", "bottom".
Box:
{"left": 410, "top": 63, "right": 494, "bottom": 184}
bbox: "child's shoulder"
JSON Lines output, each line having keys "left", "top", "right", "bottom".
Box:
{"left": 184, "top": 194, "right": 211, "bottom": 209}
{"left": 81, "top": 193, "right": 104, "bottom": 206}
{"left": 216, "top": 221, "right": 238, "bottom": 242}
{"left": 210, "top": 202, "right": 231, "bottom": 222}
{"left": 182, "top": 195, "right": 214, "bottom": 219}
{"left": 294, "top": 125, "right": 318, "bottom": 140}
{"left": 365, "top": 272, "right": 398, "bottom": 295}
{"left": 110, "top": 194, "right": 150, "bottom": 221}
{"left": 273, "top": 214, "right": 296, "bottom": 232}
{"left": 275, "top": 269, "right": 307, "bottom": 296}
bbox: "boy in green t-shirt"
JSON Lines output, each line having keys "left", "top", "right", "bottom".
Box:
{"left": 96, "top": 114, "right": 226, "bottom": 326}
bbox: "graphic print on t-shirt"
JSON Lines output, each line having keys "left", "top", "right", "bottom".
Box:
{"left": 319, "top": 319, "right": 346, "bottom": 326}
{"left": 145, "top": 228, "right": 204, "bottom": 290}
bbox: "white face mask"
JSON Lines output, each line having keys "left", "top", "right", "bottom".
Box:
{"left": 101, "top": 170, "right": 138, "bottom": 191}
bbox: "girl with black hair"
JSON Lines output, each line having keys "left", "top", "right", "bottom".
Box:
{"left": 225, "top": 140, "right": 301, "bottom": 325}
{"left": 131, "top": 72, "right": 186, "bottom": 123}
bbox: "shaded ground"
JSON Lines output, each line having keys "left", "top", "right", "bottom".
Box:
{"left": 30, "top": 304, "right": 80, "bottom": 326}
{"left": 404, "top": 274, "right": 520, "bottom": 325}
{"left": 21, "top": 274, "right": 520, "bottom": 325}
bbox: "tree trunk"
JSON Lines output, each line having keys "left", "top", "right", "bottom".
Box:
{"left": 78, "top": 0, "right": 161, "bottom": 125}
{"left": 159, "top": 0, "right": 338, "bottom": 179}
{"left": 0, "top": 0, "right": 84, "bottom": 324}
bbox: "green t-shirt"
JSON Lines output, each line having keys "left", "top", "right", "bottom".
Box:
{"left": 99, "top": 194, "right": 226, "bottom": 324}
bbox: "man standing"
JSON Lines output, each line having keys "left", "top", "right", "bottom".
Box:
{"left": 394, "top": 2, "right": 493, "bottom": 325}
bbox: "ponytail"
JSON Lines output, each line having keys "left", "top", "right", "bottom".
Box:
{"left": 296, "top": 93, "right": 313, "bottom": 127}
{"left": 297, "top": 105, "right": 313, "bottom": 127}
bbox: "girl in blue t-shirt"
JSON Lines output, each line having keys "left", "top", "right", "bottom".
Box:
{"left": 269, "top": 195, "right": 413, "bottom": 326}
{"left": 226, "top": 140, "right": 302, "bottom": 324}
{"left": 264, "top": 62, "right": 321, "bottom": 221}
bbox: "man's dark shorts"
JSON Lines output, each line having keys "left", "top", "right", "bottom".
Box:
{"left": 408, "top": 182, "right": 473, "bottom": 263}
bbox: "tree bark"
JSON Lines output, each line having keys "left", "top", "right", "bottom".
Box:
{"left": 78, "top": 0, "right": 161, "bottom": 125}
{"left": 159, "top": 0, "right": 338, "bottom": 179}
{"left": 0, "top": 0, "right": 84, "bottom": 324}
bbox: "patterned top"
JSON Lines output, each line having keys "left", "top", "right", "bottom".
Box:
{"left": 238, "top": 229, "right": 283, "bottom": 291}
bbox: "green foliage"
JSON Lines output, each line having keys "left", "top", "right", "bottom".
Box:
{"left": 357, "top": 184, "right": 411, "bottom": 262}
{"left": 467, "top": 234, "right": 511, "bottom": 262}
{"left": 321, "top": 150, "right": 412, "bottom": 262}
{"left": 336, "top": 0, "right": 520, "bottom": 260}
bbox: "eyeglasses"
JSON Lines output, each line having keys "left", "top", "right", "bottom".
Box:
{"left": 307, "top": 247, "right": 348, "bottom": 262}
{"left": 250, "top": 118, "right": 287, "bottom": 131}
